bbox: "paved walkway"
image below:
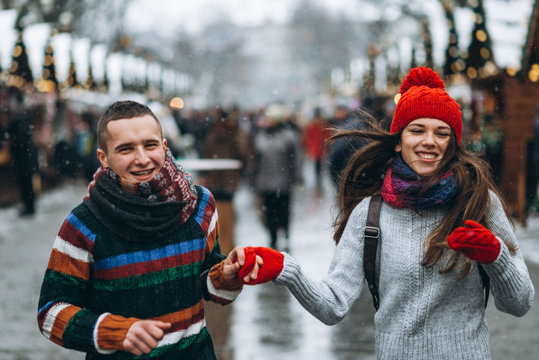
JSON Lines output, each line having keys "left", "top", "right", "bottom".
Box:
{"left": 0, "top": 166, "right": 537, "bottom": 359}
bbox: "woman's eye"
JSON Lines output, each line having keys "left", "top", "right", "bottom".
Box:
{"left": 437, "top": 133, "right": 450, "bottom": 137}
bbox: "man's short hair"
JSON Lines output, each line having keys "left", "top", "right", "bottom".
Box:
{"left": 97, "top": 100, "right": 163, "bottom": 152}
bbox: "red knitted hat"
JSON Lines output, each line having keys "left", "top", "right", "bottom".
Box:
{"left": 391, "top": 67, "right": 462, "bottom": 143}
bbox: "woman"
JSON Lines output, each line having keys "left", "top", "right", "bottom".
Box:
{"left": 240, "top": 67, "right": 534, "bottom": 359}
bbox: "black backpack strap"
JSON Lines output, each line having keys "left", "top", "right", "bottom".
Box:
{"left": 478, "top": 263, "right": 490, "bottom": 308}
{"left": 363, "top": 194, "right": 382, "bottom": 311}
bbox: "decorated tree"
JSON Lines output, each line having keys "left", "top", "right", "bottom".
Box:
{"left": 465, "top": 0, "right": 495, "bottom": 79}
{"left": 422, "top": 19, "right": 434, "bottom": 69}
{"left": 442, "top": 0, "right": 464, "bottom": 77}
{"left": 9, "top": 31, "right": 33, "bottom": 88}
{"left": 41, "top": 38, "right": 59, "bottom": 92}
{"left": 65, "top": 53, "right": 80, "bottom": 88}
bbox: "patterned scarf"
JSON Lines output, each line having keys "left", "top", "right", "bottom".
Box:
{"left": 381, "top": 155, "right": 458, "bottom": 210}
{"left": 83, "top": 149, "right": 197, "bottom": 242}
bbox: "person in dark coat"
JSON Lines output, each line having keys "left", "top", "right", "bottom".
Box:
{"left": 2, "top": 86, "right": 39, "bottom": 216}
{"left": 200, "top": 106, "right": 250, "bottom": 254}
{"left": 327, "top": 107, "right": 367, "bottom": 190}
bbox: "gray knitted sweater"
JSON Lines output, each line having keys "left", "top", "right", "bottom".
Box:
{"left": 275, "top": 191, "right": 534, "bottom": 359}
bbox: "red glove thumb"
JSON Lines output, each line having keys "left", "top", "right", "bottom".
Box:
{"left": 239, "top": 247, "right": 284, "bottom": 285}
{"left": 447, "top": 220, "right": 500, "bottom": 264}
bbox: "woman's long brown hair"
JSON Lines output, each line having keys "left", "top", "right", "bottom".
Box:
{"left": 326, "top": 109, "right": 515, "bottom": 277}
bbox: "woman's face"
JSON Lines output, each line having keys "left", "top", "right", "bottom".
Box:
{"left": 398, "top": 118, "right": 451, "bottom": 176}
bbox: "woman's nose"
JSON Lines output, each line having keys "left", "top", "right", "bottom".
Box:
{"left": 422, "top": 132, "right": 435, "bottom": 145}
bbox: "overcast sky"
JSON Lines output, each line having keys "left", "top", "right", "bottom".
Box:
{"left": 126, "top": 0, "right": 365, "bottom": 35}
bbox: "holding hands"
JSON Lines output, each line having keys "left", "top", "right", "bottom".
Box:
{"left": 223, "top": 246, "right": 264, "bottom": 283}
{"left": 447, "top": 220, "right": 500, "bottom": 264}
{"left": 237, "top": 247, "right": 284, "bottom": 284}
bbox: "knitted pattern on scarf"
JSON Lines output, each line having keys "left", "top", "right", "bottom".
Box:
{"left": 84, "top": 149, "right": 197, "bottom": 241}
{"left": 381, "top": 156, "right": 458, "bottom": 209}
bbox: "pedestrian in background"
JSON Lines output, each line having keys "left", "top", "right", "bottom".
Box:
{"left": 1, "top": 86, "right": 39, "bottom": 216}
{"left": 250, "top": 104, "right": 302, "bottom": 251}
{"left": 240, "top": 67, "right": 534, "bottom": 359}
{"left": 326, "top": 105, "right": 368, "bottom": 190}
{"left": 74, "top": 110, "right": 100, "bottom": 181}
{"left": 200, "top": 106, "right": 250, "bottom": 254}
{"left": 37, "top": 100, "right": 261, "bottom": 359}
{"left": 302, "top": 107, "right": 329, "bottom": 188}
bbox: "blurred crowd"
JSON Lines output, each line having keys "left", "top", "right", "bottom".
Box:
{"left": 0, "top": 80, "right": 393, "bottom": 249}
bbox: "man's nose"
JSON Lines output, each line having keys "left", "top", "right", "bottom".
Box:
{"left": 134, "top": 147, "right": 150, "bottom": 163}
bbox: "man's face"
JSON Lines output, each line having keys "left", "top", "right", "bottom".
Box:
{"left": 97, "top": 115, "right": 167, "bottom": 182}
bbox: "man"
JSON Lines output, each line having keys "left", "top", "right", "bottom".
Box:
{"left": 37, "top": 100, "right": 260, "bottom": 359}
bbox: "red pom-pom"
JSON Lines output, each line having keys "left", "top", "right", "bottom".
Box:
{"left": 399, "top": 66, "right": 445, "bottom": 94}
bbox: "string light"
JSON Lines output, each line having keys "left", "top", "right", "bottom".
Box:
{"left": 170, "top": 97, "right": 184, "bottom": 110}
{"left": 529, "top": 64, "right": 539, "bottom": 82}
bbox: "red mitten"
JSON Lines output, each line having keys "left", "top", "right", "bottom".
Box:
{"left": 238, "top": 247, "right": 284, "bottom": 285}
{"left": 236, "top": 247, "right": 257, "bottom": 279}
{"left": 447, "top": 220, "right": 500, "bottom": 264}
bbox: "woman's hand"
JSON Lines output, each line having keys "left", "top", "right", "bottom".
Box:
{"left": 237, "top": 247, "right": 284, "bottom": 284}
{"left": 223, "top": 246, "right": 263, "bottom": 283}
{"left": 447, "top": 220, "right": 500, "bottom": 264}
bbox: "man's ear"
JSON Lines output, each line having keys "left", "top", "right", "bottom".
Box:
{"left": 162, "top": 138, "right": 167, "bottom": 152}
{"left": 96, "top": 148, "right": 109, "bottom": 168}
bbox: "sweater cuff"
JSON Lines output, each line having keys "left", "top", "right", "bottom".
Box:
{"left": 207, "top": 261, "right": 242, "bottom": 304}
{"left": 94, "top": 313, "right": 140, "bottom": 353}
{"left": 209, "top": 260, "right": 244, "bottom": 291}
{"left": 274, "top": 252, "right": 296, "bottom": 285}
{"left": 482, "top": 242, "right": 525, "bottom": 294}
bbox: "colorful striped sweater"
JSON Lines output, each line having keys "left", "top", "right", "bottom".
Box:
{"left": 37, "top": 185, "right": 241, "bottom": 359}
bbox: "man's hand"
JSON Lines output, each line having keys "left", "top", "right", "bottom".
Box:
{"left": 123, "top": 320, "right": 171, "bottom": 356}
{"left": 224, "top": 246, "right": 263, "bottom": 283}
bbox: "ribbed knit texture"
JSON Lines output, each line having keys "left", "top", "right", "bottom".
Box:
{"left": 37, "top": 185, "right": 240, "bottom": 359}
{"left": 275, "top": 191, "right": 534, "bottom": 360}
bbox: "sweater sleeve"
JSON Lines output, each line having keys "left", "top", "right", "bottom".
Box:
{"left": 36, "top": 210, "right": 139, "bottom": 354}
{"left": 274, "top": 199, "right": 369, "bottom": 325}
{"left": 196, "top": 186, "right": 242, "bottom": 304}
{"left": 482, "top": 191, "right": 535, "bottom": 317}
